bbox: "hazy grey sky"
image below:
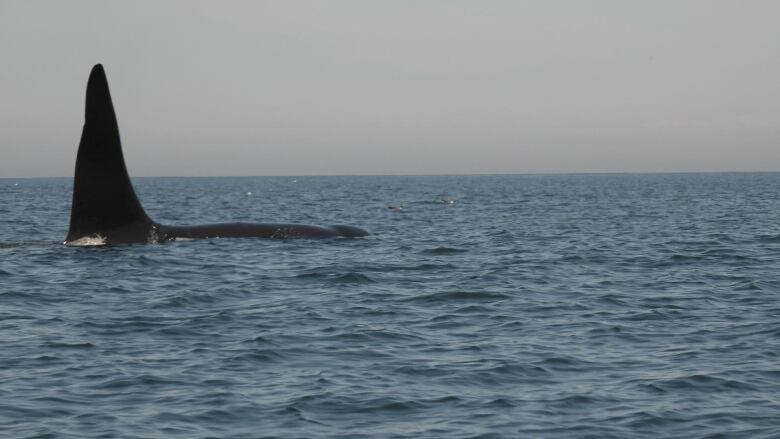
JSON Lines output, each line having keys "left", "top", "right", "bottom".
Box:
{"left": 1, "top": 0, "right": 779, "bottom": 177}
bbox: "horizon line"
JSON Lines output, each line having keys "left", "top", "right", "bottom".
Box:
{"left": 3, "top": 169, "right": 780, "bottom": 180}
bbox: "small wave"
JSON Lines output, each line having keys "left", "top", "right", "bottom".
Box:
{"left": 669, "top": 253, "right": 706, "bottom": 262}
{"left": 545, "top": 394, "right": 600, "bottom": 409}
{"left": 484, "top": 398, "right": 518, "bottom": 408}
{"left": 454, "top": 304, "right": 496, "bottom": 314}
{"left": 75, "top": 316, "right": 177, "bottom": 332}
{"left": 149, "top": 292, "right": 222, "bottom": 308}
{"left": 42, "top": 341, "right": 95, "bottom": 349}
{"left": 239, "top": 335, "right": 280, "bottom": 346}
{"left": 395, "top": 365, "right": 452, "bottom": 378}
{"left": 90, "top": 374, "right": 188, "bottom": 390}
{"left": 586, "top": 325, "right": 625, "bottom": 336}
{"left": 0, "top": 404, "right": 72, "bottom": 420}
{"left": 226, "top": 349, "right": 286, "bottom": 365}
{"left": 0, "top": 314, "right": 34, "bottom": 321}
{"left": 619, "top": 310, "right": 678, "bottom": 321}
{"left": 433, "top": 360, "right": 551, "bottom": 386}
{"left": 732, "top": 280, "right": 764, "bottom": 291}
{"left": 620, "top": 411, "right": 676, "bottom": 429}
{"left": 289, "top": 394, "right": 461, "bottom": 415}
{"left": 756, "top": 234, "right": 780, "bottom": 242}
{"left": 597, "top": 294, "right": 630, "bottom": 306}
{"left": 485, "top": 363, "right": 550, "bottom": 379}
{"left": 403, "top": 290, "right": 511, "bottom": 304}
{"left": 666, "top": 239, "right": 722, "bottom": 246}
{"left": 0, "top": 240, "right": 59, "bottom": 249}
{"left": 334, "top": 272, "right": 375, "bottom": 283}
{"left": 322, "top": 328, "right": 422, "bottom": 343}
{"left": 295, "top": 271, "right": 374, "bottom": 283}
{"left": 0, "top": 291, "right": 38, "bottom": 300}
{"left": 373, "top": 262, "right": 459, "bottom": 272}
{"left": 561, "top": 254, "right": 586, "bottom": 262}
{"left": 533, "top": 355, "right": 596, "bottom": 372}
{"left": 366, "top": 398, "right": 427, "bottom": 412}
{"left": 420, "top": 246, "right": 467, "bottom": 255}
{"left": 652, "top": 374, "right": 758, "bottom": 392}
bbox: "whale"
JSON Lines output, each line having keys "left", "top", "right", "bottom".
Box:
{"left": 65, "top": 64, "right": 368, "bottom": 245}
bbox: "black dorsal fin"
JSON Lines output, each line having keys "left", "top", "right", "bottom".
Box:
{"left": 66, "top": 64, "right": 152, "bottom": 243}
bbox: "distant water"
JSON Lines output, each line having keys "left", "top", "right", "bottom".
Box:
{"left": 1, "top": 173, "right": 779, "bottom": 438}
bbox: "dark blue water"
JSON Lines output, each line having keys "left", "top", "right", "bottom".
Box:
{"left": 1, "top": 174, "right": 779, "bottom": 438}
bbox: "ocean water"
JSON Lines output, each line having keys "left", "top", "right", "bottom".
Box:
{"left": 1, "top": 173, "right": 779, "bottom": 438}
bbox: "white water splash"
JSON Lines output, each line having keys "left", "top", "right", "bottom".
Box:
{"left": 148, "top": 225, "right": 164, "bottom": 244}
{"left": 65, "top": 234, "right": 106, "bottom": 247}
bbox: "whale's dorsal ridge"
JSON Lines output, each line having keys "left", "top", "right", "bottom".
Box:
{"left": 66, "top": 64, "right": 152, "bottom": 244}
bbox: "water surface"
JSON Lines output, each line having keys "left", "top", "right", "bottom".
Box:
{"left": 1, "top": 174, "right": 779, "bottom": 438}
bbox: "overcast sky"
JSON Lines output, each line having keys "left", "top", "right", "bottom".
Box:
{"left": 1, "top": 1, "right": 779, "bottom": 177}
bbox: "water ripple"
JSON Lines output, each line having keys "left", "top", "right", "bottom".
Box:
{"left": 2, "top": 174, "right": 780, "bottom": 437}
